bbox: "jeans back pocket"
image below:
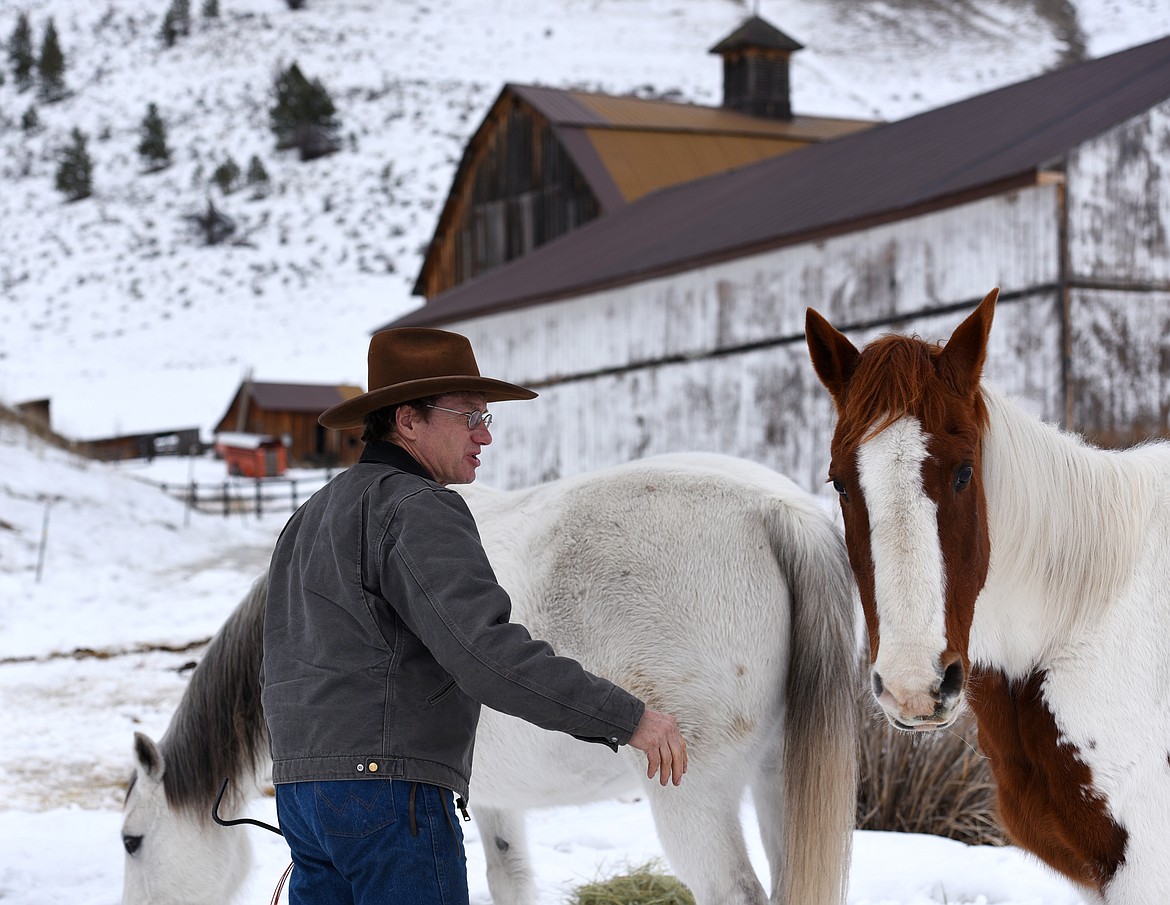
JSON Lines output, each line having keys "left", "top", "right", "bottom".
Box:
{"left": 314, "top": 779, "right": 398, "bottom": 838}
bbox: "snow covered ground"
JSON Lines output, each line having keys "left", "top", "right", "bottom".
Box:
{"left": 0, "top": 421, "right": 1089, "bottom": 904}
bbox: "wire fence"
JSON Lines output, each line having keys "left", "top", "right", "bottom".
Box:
{"left": 155, "top": 471, "right": 337, "bottom": 520}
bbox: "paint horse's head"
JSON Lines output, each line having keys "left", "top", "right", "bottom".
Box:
{"left": 806, "top": 289, "right": 998, "bottom": 731}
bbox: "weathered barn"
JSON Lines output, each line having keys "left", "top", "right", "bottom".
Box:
{"left": 389, "top": 34, "right": 1170, "bottom": 495}
{"left": 74, "top": 427, "right": 202, "bottom": 462}
{"left": 414, "top": 16, "right": 876, "bottom": 300}
{"left": 214, "top": 380, "right": 364, "bottom": 467}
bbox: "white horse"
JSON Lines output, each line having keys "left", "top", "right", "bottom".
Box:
{"left": 121, "top": 453, "right": 858, "bottom": 905}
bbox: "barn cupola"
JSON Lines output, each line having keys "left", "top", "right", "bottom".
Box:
{"left": 709, "top": 15, "right": 804, "bottom": 120}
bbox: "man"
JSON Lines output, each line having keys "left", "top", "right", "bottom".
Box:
{"left": 261, "top": 327, "right": 687, "bottom": 905}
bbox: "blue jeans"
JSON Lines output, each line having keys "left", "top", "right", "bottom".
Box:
{"left": 275, "top": 780, "right": 469, "bottom": 905}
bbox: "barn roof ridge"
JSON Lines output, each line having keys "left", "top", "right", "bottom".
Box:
{"left": 508, "top": 81, "right": 874, "bottom": 132}
{"left": 391, "top": 33, "right": 1170, "bottom": 330}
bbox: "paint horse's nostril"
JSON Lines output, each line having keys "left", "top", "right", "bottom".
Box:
{"left": 940, "top": 658, "right": 965, "bottom": 703}
{"left": 871, "top": 671, "right": 885, "bottom": 699}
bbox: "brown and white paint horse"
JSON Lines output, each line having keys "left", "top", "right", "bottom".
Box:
{"left": 806, "top": 289, "right": 1170, "bottom": 904}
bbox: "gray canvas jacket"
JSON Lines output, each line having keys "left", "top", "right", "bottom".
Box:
{"left": 260, "top": 441, "right": 644, "bottom": 801}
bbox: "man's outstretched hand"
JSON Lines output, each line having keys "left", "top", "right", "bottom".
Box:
{"left": 628, "top": 709, "right": 688, "bottom": 786}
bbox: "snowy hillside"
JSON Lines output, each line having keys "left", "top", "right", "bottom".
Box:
{"left": 0, "top": 409, "right": 275, "bottom": 659}
{"left": 2, "top": 0, "right": 1169, "bottom": 442}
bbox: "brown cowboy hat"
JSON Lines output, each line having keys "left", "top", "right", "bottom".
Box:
{"left": 318, "top": 328, "right": 537, "bottom": 429}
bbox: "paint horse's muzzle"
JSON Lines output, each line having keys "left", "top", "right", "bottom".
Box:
{"left": 872, "top": 655, "right": 965, "bottom": 731}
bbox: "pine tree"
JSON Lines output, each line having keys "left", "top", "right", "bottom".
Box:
{"left": 159, "top": 9, "right": 177, "bottom": 46}
{"left": 37, "top": 18, "right": 66, "bottom": 103}
{"left": 212, "top": 156, "right": 240, "bottom": 194}
{"left": 55, "top": 127, "right": 93, "bottom": 202}
{"left": 138, "top": 103, "right": 171, "bottom": 172}
{"left": 269, "top": 62, "right": 341, "bottom": 161}
{"left": 160, "top": 0, "right": 191, "bottom": 47}
{"left": 245, "top": 154, "right": 270, "bottom": 197}
{"left": 7, "top": 12, "right": 34, "bottom": 91}
{"left": 201, "top": 0, "right": 220, "bottom": 18}
{"left": 21, "top": 104, "right": 39, "bottom": 133}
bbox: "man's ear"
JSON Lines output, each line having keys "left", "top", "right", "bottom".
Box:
{"left": 394, "top": 404, "right": 419, "bottom": 439}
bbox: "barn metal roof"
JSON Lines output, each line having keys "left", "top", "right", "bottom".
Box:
{"left": 392, "top": 34, "right": 1170, "bottom": 329}
{"left": 511, "top": 83, "right": 877, "bottom": 207}
{"left": 511, "top": 84, "right": 864, "bottom": 138}
{"left": 246, "top": 382, "right": 363, "bottom": 412}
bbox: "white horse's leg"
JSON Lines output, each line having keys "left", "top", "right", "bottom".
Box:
{"left": 644, "top": 767, "right": 767, "bottom": 905}
{"left": 474, "top": 806, "right": 535, "bottom": 905}
{"left": 748, "top": 743, "right": 785, "bottom": 903}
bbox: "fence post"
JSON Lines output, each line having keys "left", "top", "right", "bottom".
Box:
{"left": 35, "top": 497, "right": 53, "bottom": 583}
{"left": 255, "top": 479, "right": 262, "bottom": 518}
{"left": 290, "top": 479, "right": 298, "bottom": 513}
{"left": 223, "top": 482, "right": 230, "bottom": 517}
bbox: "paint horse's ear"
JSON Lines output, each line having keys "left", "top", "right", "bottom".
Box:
{"left": 939, "top": 288, "right": 998, "bottom": 398}
{"left": 805, "top": 307, "right": 860, "bottom": 405}
{"left": 133, "top": 731, "right": 165, "bottom": 781}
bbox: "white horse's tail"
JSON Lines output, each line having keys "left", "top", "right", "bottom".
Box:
{"left": 768, "top": 503, "right": 858, "bottom": 905}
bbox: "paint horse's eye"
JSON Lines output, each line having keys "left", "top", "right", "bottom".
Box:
{"left": 954, "top": 464, "right": 974, "bottom": 492}
{"left": 831, "top": 477, "right": 848, "bottom": 499}
{"left": 123, "top": 834, "right": 143, "bottom": 856}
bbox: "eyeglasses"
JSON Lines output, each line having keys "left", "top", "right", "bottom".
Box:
{"left": 426, "top": 405, "right": 493, "bottom": 431}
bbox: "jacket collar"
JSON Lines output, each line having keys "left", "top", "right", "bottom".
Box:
{"left": 360, "top": 440, "right": 435, "bottom": 482}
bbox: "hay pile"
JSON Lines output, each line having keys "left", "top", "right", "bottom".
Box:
{"left": 569, "top": 863, "right": 695, "bottom": 905}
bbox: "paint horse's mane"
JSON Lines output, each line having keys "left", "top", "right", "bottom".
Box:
{"left": 836, "top": 333, "right": 989, "bottom": 452}
{"left": 155, "top": 575, "right": 268, "bottom": 819}
{"left": 979, "top": 385, "right": 1169, "bottom": 640}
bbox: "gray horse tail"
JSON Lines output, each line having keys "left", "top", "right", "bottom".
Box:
{"left": 158, "top": 573, "right": 269, "bottom": 820}
{"left": 767, "top": 503, "right": 858, "bottom": 905}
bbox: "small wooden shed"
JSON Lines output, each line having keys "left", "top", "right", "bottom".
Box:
{"left": 214, "top": 380, "right": 364, "bottom": 467}
{"left": 214, "top": 431, "right": 289, "bottom": 478}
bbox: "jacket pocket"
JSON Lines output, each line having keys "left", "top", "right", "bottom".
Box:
{"left": 314, "top": 779, "right": 397, "bottom": 838}
{"left": 426, "top": 677, "right": 458, "bottom": 706}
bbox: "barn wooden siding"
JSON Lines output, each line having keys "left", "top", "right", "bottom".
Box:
{"left": 1066, "top": 100, "right": 1170, "bottom": 447}
{"left": 217, "top": 396, "right": 361, "bottom": 467}
{"left": 79, "top": 428, "right": 203, "bottom": 462}
{"left": 451, "top": 185, "right": 1065, "bottom": 494}
{"left": 416, "top": 95, "right": 599, "bottom": 299}
{"left": 444, "top": 99, "right": 1170, "bottom": 495}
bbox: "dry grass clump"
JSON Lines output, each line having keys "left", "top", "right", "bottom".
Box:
{"left": 569, "top": 862, "right": 695, "bottom": 905}
{"left": 855, "top": 685, "right": 1006, "bottom": 845}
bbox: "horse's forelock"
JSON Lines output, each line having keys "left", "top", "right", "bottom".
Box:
{"left": 835, "top": 334, "right": 988, "bottom": 454}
